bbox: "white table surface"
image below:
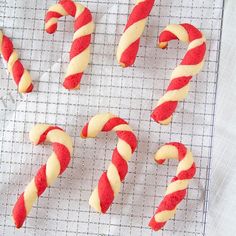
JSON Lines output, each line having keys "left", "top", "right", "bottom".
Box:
{"left": 207, "top": 1, "right": 236, "bottom": 235}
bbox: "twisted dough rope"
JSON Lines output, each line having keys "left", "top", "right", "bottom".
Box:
{"left": 117, "top": 0, "right": 155, "bottom": 67}
{"left": 12, "top": 124, "right": 73, "bottom": 228}
{"left": 151, "top": 23, "right": 206, "bottom": 125}
{"left": 81, "top": 113, "right": 137, "bottom": 213}
{"left": 0, "top": 30, "right": 33, "bottom": 93}
{"left": 45, "top": 0, "right": 94, "bottom": 90}
{"left": 149, "top": 142, "right": 196, "bottom": 231}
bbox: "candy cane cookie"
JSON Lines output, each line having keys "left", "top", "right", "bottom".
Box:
{"left": 151, "top": 23, "right": 206, "bottom": 124}
{"left": 12, "top": 124, "right": 73, "bottom": 228}
{"left": 117, "top": 0, "right": 155, "bottom": 67}
{"left": 0, "top": 30, "right": 33, "bottom": 93}
{"left": 45, "top": 0, "right": 94, "bottom": 89}
{"left": 81, "top": 113, "right": 137, "bottom": 213}
{"left": 149, "top": 142, "right": 196, "bottom": 231}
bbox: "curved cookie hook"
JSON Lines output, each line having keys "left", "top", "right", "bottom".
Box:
{"left": 151, "top": 23, "right": 206, "bottom": 125}
{"left": 12, "top": 124, "right": 73, "bottom": 228}
{"left": 45, "top": 0, "right": 94, "bottom": 89}
{"left": 149, "top": 142, "right": 196, "bottom": 231}
{"left": 81, "top": 113, "right": 137, "bottom": 213}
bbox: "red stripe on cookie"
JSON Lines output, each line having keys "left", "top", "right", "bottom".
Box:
{"left": 102, "top": 117, "right": 128, "bottom": 132}
{"left": 37, "top": 126, "right": 62, "bottom": 144}
{"left": 167, "top": 76, "right": 192, "bottom": 91}
{"left": 12, "top": 193, "right": 27, "bottom": 229}
{"left": 74, "top": 7, "right": 92, "bottom": 31}
{"left": 70, "top": 35, "right": 91, "bottom": 59}
{"left": 12, "top": 60, "right": 24, "bottom": 85}
{"left": 81, "top": 123, "right": 89, "bottom": 138}
{"left": 63, "top": 73, "right": 83, "bottom": 89}
{"left": 157, "top": 189, "right": 186, "bottom": 212}
{"left": 59, "top": 0, "right": 76, "bottom": 16}
{"left": 181, "top": 43, "right": 206, "bottom": 65}
{"left": 45, "top": 12, "right": 63, "bottom": 23}
{"left": 98, "top": 172, "right": 115, "bottom": 213}
{"left": 35, "top": 165, "right": 48, "bottom": 196}
{"left": 1, "top": 35, "right": 13, "bottom": 61}
{"left": 116, "top": 131, "right": 137, "bottom": 153}
{"left": 168, "top": 142, "right": 187, "bottom": 160}
{"left": 53, "top": 142, "right": 71, "bottom": 174}
{"left": 112, "top": 148, "right": 128, "bottom": 181}
{"left": 119, "top": 39, "right": 140, "bottom": 67}
{"left": 181, "top": 23, "right": 203, "bottom": 41}
{"left": 159, "top": 31, "right": 179, "bottom": 44}
{"left": 177, "top": 163, "right": 196, "bottom": 180}
{"left": 125, "top": 0, "right": 154, "bottom": 30}
{"left": 151, "top": 101, "right": 178, "bottom": 123}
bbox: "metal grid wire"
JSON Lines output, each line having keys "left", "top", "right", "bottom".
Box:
{"left": 0, "top": 0, "right": 224, "bottom": 235}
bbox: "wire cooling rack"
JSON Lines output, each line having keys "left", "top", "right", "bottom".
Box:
{"left": 0, "top": 0, "right": 224, "bottom": 235}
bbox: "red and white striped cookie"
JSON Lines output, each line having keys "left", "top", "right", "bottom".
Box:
{"left": 0, "top": 30, "right": 33, "bottom": 93}
{"left": 149, "top": 142, "right": 196, "bottom": 231}
{"left": 12, "top": 124, "right": 73, "bottom": 228}
{"left": 81, "top": 113, "right": 137, "bottom": 213}
{"left": 117, "top": 0, "right": 155, "bottom": 67}
{"left": 45, "top": 0, "right": 94, "bottom": 89}
{"left": 151, "top": 23, "right": 206, "bottom": 125}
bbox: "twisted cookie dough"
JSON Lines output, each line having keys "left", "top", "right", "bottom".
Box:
{"left": 117, "top": 0, "right": 155, "bottom": 67}
{"left": 149, "top": 142, "right": 196, "bottom": 231}
{"left": 81, "top": 113, "right": 137, "bottom": 213}
{"left": 0, "top": 30, "right": 33, "bottom": 93}
{"left": 151, "top": 23, "right": 206, "bottom": 125}
{"left": 45, "top": 0, "right": 94, "bottom": 89}
{"left": 12, "top": 124, "right": 73, "bottom": 228}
